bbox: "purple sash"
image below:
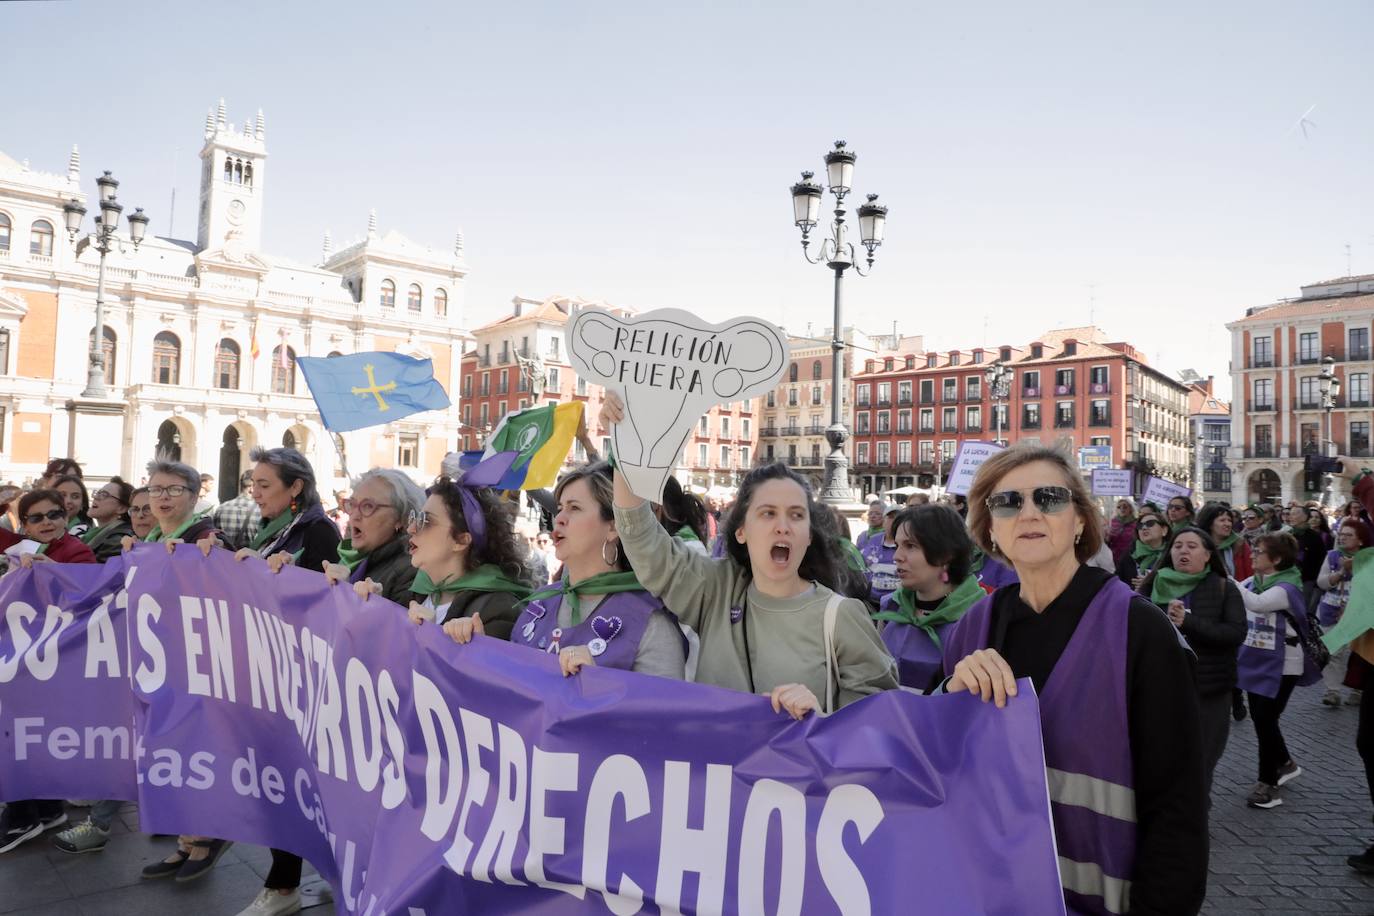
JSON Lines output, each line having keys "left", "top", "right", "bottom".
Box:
{"left": 976, "top": 555, "right": 1020, "bottom": 589}
{"left": 515, "top": 589, "right": 662, "bottom": 672}
{"left": 861, "top": 539, "right": 900, "bottom": 605}
{"left": 1316, "top": 550, "right": 1348, "bottom": 627}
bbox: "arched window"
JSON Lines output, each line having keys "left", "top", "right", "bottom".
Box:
{"left": 379, "top": 279, "right": 395, "bottom": 309}
{"left": 243, "top": 162, "right": 253, "bottom": 188}
{"left": 327, "top": 350, "right": 344, "bottom": 359}
{"left": 407, "top": 283, "right": 422, "bottom": 312}
{"left": 224, "top": 157, "right": 234, "bottom": 182}
{"left": 789, "top": 363, "right": 798, "bottom": 383}
{"left": 282, "top": 430, "right": 296, "bottom": 449}
{"left": 234, "top": 159, "right": 243, "bottom": 184}
{"left": 29, "top": 220, "right": 54, "bottom": 257}
{"left": 214, "top": 338, "right": 241, "bottom": 389}
{"left": 88, "top": 325, "right": 117, "bottom": 385}
{"left": 434, "top": 288, "right": 448, "bottom": 317}
{"left": 812, "top": 360, "right": 822, "bottom": 379}
{"left": 271, "top": 346, "right": 296, "bottom": 394}
{"left": 153, "top": 331, "right": 181, "bottom": 384}
{"left": 0, "top": 212, "right": 11, "bottom": 252}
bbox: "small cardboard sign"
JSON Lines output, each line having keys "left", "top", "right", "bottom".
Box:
{"left": 1078, "top": 445, "right": 1113, "bottom": 470}
{"left": 946, "top": 441, "right": 1006, "bottom": 496}
{"left": 566, "top": 306, "right": 790, "bottom": 501}
{"left": 1091, "top": 468, "right": 1134, "bottom": 497}
{"left": 1141, "top": 475, "right": 1192, "bottom": 508}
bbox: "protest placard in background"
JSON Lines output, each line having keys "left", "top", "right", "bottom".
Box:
{"left": 946, "top": 440, "right": 1006, "bottom": 496}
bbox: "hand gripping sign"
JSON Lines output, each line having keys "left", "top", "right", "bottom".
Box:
{"left": 567, "top": 306, "right": 790, "bottom": 502}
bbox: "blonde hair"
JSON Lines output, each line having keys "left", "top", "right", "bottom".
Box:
{"left": 965, "top": 444, "right": 1103, "bottom": 563}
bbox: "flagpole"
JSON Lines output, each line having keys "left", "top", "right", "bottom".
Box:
{"left": 329, "top": 431, "right": 353, "bottom": 483}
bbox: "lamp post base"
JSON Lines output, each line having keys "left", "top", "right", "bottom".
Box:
{"left": 819, "top": 423, "right": 854, "bottom": 505}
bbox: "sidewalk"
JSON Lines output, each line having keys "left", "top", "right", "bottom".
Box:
{"left": 2, "top": 689, "right": 1370, "bottom": 914}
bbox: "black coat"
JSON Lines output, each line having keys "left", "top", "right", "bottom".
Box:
{"left": 439, "top": 590, "right": 524, "bottom": 641}
{"left": 1174, "top": 572, "right": 1246, "bottom": 696}
{"left": 353, "top": 535, "right": 418, "bottom": 607}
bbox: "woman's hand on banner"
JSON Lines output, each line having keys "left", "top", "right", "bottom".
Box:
{"left": 18, "top": 553, "right": 52, "bottom": 569}
{"left": 947, "top": 648, "right": 1018, "bottom": 707}
{"left": 323, "top": 562, "right": 349, "bottom": 586}
{"left": 352, "top": 579, "right": 381, "bottom": 601}
{"left": 768, "top": 683, "right": 819, "bottom": 720}
{"left": 407, "top": 601, "right": 434, "bottom": 625}
{"left": 120, "top": 536, "right": 137, "bottom": 553}
{"left": 559, "top": 645, "right": 595, "bottom": 676}
{"left": 163, "top": 538, "right": 185, "bottom": 555}
{"left": 195, "top": 538, "right": 216, "bottom": 557}
{"left": 266, "top": 552, "right": 293, "bottom": 574}
{"left": 233, "top": 548, "right": 258, "bottom": 563}
{"left": 443, "top": 613, "right": 484, "bottom": 644}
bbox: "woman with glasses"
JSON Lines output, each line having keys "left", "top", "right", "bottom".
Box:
{"left": 81, "top": 477, "right": 134, "bottom": 562}
{"left": 320, "top": 468, "right": 425, "bottom": 606}
{"left": 1314, "top": 518, "right": 1370, "bottom": 707}
{"left": 1116, "top": 509, "right": 1168, "bottom": 590}
{"left": 941, "top": 445, "right": 1207, "bottom": 916}
{"left": 1198, "top": 502, "right": 1252, "bottom": 581}
{"left": 1235, "top": 532, "right": 1323, "bottom": 809}
{"left": 1166, "top": 496, "right": 1195, "bottom": 533}
{"left": 0, "top": 489, "right": 98, "bottom": 855}
{"left": 127, "top": 487, "right": 156, "bottom": 540}
{"left": 600, "top": 393, "right": 894, "bottom": 715}
{"left": 122, "top": 461, "right": 221, "bottom": 551}
{"left": 1239, "top": 505, "right": 1269, "bottom": 549}
{"left": 1139, "top": 526, "right": 1245, "bottom": 799}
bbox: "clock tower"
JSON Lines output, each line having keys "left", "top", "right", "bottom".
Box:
{"left": 196, "top": 98, "right": 267, "bottom": 255}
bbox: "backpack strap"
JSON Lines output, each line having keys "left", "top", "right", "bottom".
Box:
{"left": 822, "top": 593, "right": 844, "bottom": 715}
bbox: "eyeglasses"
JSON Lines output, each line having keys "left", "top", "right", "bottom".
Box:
{"left": 406, "top": 509, "right": 434, "bottom": 531}
{"left": 1139, "top": 518, "right": 1163, "bottom": 529}
{"left": 24, "top": 508, "right": 67, "bottom": 525}
{"left": 1168, "top": 503, "right": 1189, "bottom": 512}
{"left": 148, "top": 485, "right": 191, "bottom": 498}
{"left": 129, "top": 505, "right": 153, "bottom": 516}
{"left": 985, "top": 486, "right": 1073, "bottom": 518}
{"left": 1241, "top": 515, "right": 1258, "bottom": 522}
{"left": 343, "top": 498, "right": 393, "bottom": 518}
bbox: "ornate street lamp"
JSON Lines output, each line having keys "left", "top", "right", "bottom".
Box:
{"left": 64, "top": 170, "right": 149, "bottom": 398}
{"left": 1319, "top": 355, "right": 1341, "bottom": 505}
{"left": 984, "top": 361, "right": 1011, "bottom": 446}
{"left": 789, "top": 141, "right": 889, "bottom": 504}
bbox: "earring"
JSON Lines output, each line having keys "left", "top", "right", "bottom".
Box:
{"left": 1075, "top": 532, "right": 1082, "bottom": 544}
{"left": 940, "top": 569, "right": 949, "bottom": 583}
{"left": 601, "top": 539, "right": 620, "bottom": 566}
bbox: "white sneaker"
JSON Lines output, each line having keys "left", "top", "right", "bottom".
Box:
{"left": 235, "top": 889, "right": 302, "bottom": 916}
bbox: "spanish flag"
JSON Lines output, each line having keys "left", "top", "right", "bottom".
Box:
{"left": 250, "top": 323, "right": 261, "bottom": 360}
{"left": 465, "top": 402, "right": 583, "bottom": 491}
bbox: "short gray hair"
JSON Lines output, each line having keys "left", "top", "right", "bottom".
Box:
{"left": 249, "top": 446, "right": 320, "bottom": 508}
{"left": 354, "top": 468, "right": 425, "bottom": 521}
{"left": 146, "top": 459, "right": 201, "bottom": 492}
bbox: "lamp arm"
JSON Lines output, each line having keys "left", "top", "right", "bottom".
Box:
{"left": 800, "top": 233, "right": 837, "bottom": 265}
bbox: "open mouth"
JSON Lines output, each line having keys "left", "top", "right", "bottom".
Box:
{"left": 349, "top": 525, "right": 364, "bottom": 541}
{"left": 769, "top": 542, "right": 792, "bottom": 566}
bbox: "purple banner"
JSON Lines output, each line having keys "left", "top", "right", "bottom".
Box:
{"left": 2, "top": 546, "right": 1067, "bottom": 915}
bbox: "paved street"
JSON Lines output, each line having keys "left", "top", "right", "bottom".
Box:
{"left": 2, "top": 688, "right": 1370, "bottom": 915}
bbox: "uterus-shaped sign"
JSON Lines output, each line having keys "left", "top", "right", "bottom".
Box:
{"left": 566, "top": 307, "right": 791, "bottom": 502}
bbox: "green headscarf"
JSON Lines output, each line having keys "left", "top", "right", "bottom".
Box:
{"left": 413, "top": 563, "right": 534, "bottom": 602}
{"left": 872, "top": 575, "right": 986, "bottom": 653}
{"left": 519, "top": 570, "right": 643, "bottom": 625}
{"left": 1149, "top": 567, "right": 1211, "bottom": 605}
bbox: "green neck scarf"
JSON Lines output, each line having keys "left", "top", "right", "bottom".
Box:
{"left": 864, "top": 525, "right": 883, "bottom": 539}
{"left": 675, "top": 526, "right": 700, "bottom": 543}
{"left": 1149, "top": 567, "right": 1211, "bottom": 605}
{"left": 1252, "top": 565, "right": 1303, "bottom": 593}
{"left": 144, "top": 513, "right": 204, "bottom": 543}
{"left": 66, "top": 516, "right": 86, "bottom": 532}
{"left": 522, "top": 570, "right": 643, "bottom": 625}
{"left": 1170, "top": 519, "right": 1191, "bottom": 533}
{"left": 82, "top": 522, "right": 124, "bottom": 550}
{"left": 35, "top": 541, "right": 50, "bottom": 556}
{"left": 1288, "top": 521, "right": 1308, "bottom": 533}
{"left": 1214, "top": 532, "right": 1241, "bottom": 552}
{"left": 413, "top": 563, "right": 534, "bottom": 603}
{"left": 872, "top": 575, "right": 986, "bottom": 652}
{"left": 335, "top": 538, "right": 368, "bottom": 573}
{"left": 1131, "top": 538, "right": 1164, "bottom": 571}
{"left": 838, "top": 536, "right": 867, "bottom": 573}
{"left": 249, "top": 511, "right": 295, "bottom": 552}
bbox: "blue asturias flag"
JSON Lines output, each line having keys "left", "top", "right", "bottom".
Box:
{"left": 297, "top": 352, "right": 450, "bottom": 432}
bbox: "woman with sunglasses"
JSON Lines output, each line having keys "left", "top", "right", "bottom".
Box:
{"left": 1165, "top": 495, "right": 1195, "bottom": 533}
{"left": 1314, "top": 517, "right": 1370, "bottom": 707}
{"left": 320, "top": 468, "right": 426, "bottom": 605}
{"left": 81, "top": 477, "right": 135, "bottom": 562}
{"left": 1197, "top": 502, "right": 1252, "bottom": 581}
{"left": 1116, "top": 509, "right": 1168, "bottom": 590}
{"left": 441, "top": 463, "right": 689, "bottom": 682}
{"left": 601, "top": 393, "right": 895, "bottom": 717}
{"left": 1139, "top": 526, "right": 1245, "bottom": 799}
{"left": 127, "top": 487, "right": 156, "bottom": 540}
{"left": 1235, "top": 532, "right": 1323, "bottom": 809}
{"left": 942, "top": 445, "right": 1207, "bottom": 916}
{"left": 0, "top": 489, "right": 98, "bottom": 854}
{"left": 873, "top": 504, "right": 984, "bottom": 691}
{"left": 1238, "top": 505, "right": 1269, "bottom": 549}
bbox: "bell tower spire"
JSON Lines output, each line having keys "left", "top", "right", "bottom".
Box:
{"left": 196, "top": 98, "right": 268, "bottom": 253}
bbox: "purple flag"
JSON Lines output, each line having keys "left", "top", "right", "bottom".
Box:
{"left": 1, "top": 546, "right": 1067, "bottom": 915}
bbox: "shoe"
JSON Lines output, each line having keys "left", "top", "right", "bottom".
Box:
{"left": 1350, "top": 845, "right": 1374, "bottom": 874}
{"left": 0, "top": 816, "right": 42, "bottom": 855}
{"left": 175, "top": 838, "right": 233, "bottom": 882}
{"left": 36, "top": 810, "right": 67, "bottom": 832}
{"left": 1246, "top": 782, "right": 1283, "bottom": 809}
{"left": 53, "top": 819, "right": 110, "bottom": 854}
{"left": 1232, "top": 694, "right": 1247, "bottom": 721}
{"left": 235, "top": 888, "right": 303, "bottom": 916}
{"left": 141, "top": 849, "right": 189, "bottom": 879}
{"left": 1276, "top": 761, "right": 1302, "bottom": 786}
{"left": 1322, "top": 689, "right": 1342, "bottom": 706}
{"left": 1348, "top": 690, "right": 1364, "bottom": 706}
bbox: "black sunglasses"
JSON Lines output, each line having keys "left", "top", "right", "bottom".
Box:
{"left": 24, "top": 508, "right": 67, "bottom": 525}
{"left": 985, "top": 486, "right": 1073, "bottom": 518}
{"left": 1139, "top": 518, "right": 1163, "bottom": 529}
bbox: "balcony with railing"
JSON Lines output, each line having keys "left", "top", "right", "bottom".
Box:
{"left": 898, "top": 394, "right": 913, "bottom": 406}
{"left": 1089, "top": 408, "right": 1112, "bottom": 427}
{"left": 760, "top": 426, "right": 778, "bottom": 437}
{"left": 478, "top": 384, "right": 491, "bottom": 397}
{"left": 919, "top": 393, "right": 935, "bottom": 405}
{"left": 1054, "top": 414, "right": 1075, "bottom": 428}
{"left": 477, "top": 355, "right": 491, "bottom": 368}
{"left": 782, "top": 425, "right": 801, "bottom": 436}
{"left": 1088, "top": 382, "right": 1111, "bottom": 395}
{"left": 965, "top": 423, "right": 983, "bottom": 432}
{"left": 941, "top": 422, "right": 958, "bottom": 432}
{"left": 1350, "top": 397, "right": 1372, "bottom": 408}
{"left": 918, "top": 423, "right": 934, "bottom": 433}
{"left": 897, "top": 423, "right": 912, "bottom": 434}
{"left": 1023, "top": 387, "right": 1041, "bottom": 398}
{"left": 876, "top": 395, "right": 892, "bottom": 407}
{"left": 1054, "top": 384, "right": 1075, "bottom": 396}
{"left": 1351, "top": 348, "right": 1371, "bottom": 362}
{"left": 1248, "top": 446, "right": 1275, "bottom": 459}
{"left": 1248, "top": 355, "right": 1274, "bottom": 369}
{"left": 1248, "top": 400, "right": 1274, "bottom": 412}
{"left": 1022, "top": 415, "right": 1041, "bottom": 430}
{"left": 942, "top": 392, "right": 959, "bottom": 403}
{"left": 806, "top": 424, "right": 826, "bottom": 435}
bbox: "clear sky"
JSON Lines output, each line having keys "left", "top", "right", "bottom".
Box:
{"left": 5, "top": 0, "right": 1373, "bottom": 399}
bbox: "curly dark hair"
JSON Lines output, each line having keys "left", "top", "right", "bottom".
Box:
{"left": 721, "top": 462, "right": 840, "bottom": 591}
{"left": 428, "top": 479, "right": 528, "bottom": 580}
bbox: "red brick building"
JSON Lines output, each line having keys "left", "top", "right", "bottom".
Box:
{"left": 850, "top": 327, "right": 1191, "bottom": 497}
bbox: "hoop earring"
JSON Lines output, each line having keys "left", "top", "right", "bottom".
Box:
{"left": 601, "top": 539, "right": 620, "bottom": 567}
